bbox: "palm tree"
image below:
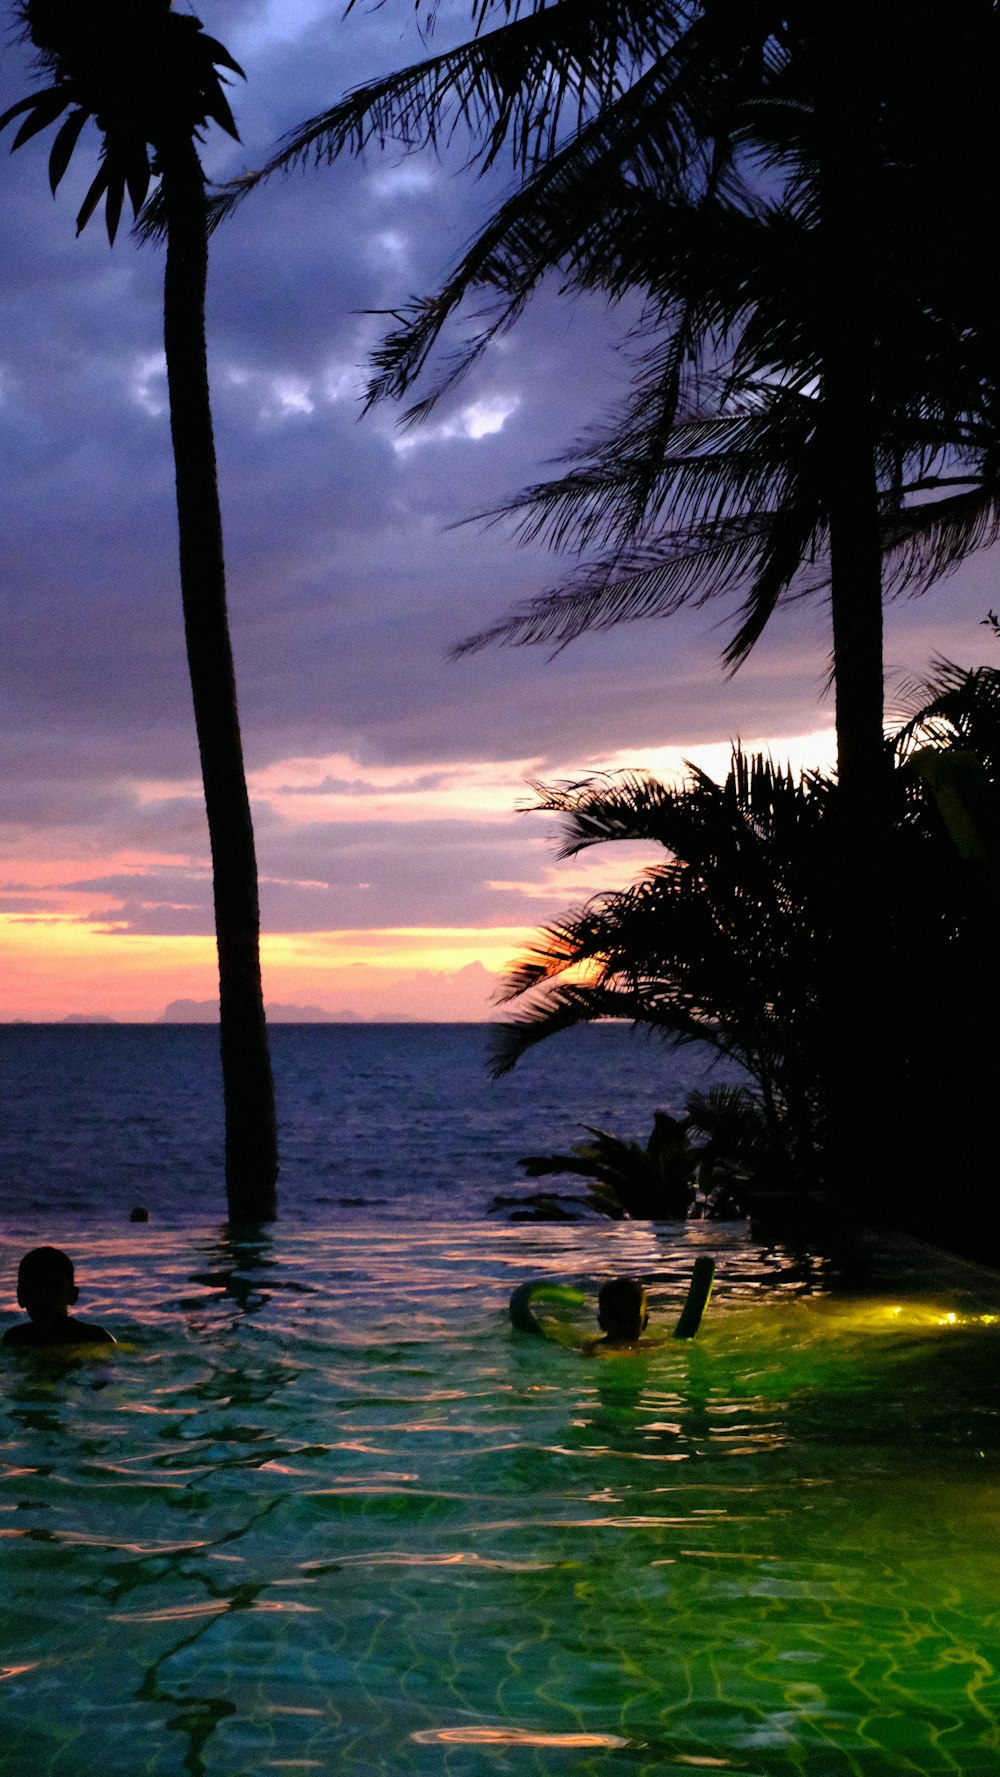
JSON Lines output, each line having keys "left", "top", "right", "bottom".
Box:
{"left": 492, "top": 750, "right": 837, "bottom": 1190}
{"left": 234, "top": 2, "right": 1000, "bottom": 1203}
{"left": 519, "top": 1111, "right": 700, "bottom": 1220}
{"left": 493, "top": 734, "right": 997, "bottom": 1242}
{"left": 1, "top": 0, "right": 278, "bottom": 1221}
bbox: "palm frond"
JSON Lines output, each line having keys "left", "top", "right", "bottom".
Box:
{"left": 451, "top": 325, "right": 1000, "bottom": 666}
{"left": 893, "top": 662, "right": 1000, "bottom": 784}
{"left": 133, "top": 180, "right": 168, "bottom": 245}
{"left": 232, "top": 1, "right": 683, "bottom": 197}
{"left": 878, "top": 485, "right": 1000, "bottom": 600}
{"left": 525, "top": 768, "right": 680, "bottom": 854}
{"left": 75, "top": 156, "right": 111, "bottom": 235}
{"left": 489, "top": 980, "right": 713, "bottom": 1078}
{"left": 47, "top": 105, "right": 87, "bottom": 191}
{"left": 5, "top": 82, "right": 67, "bottom": 147}
{"left": 362, "top": 55, "right": 741, "bottom": 413}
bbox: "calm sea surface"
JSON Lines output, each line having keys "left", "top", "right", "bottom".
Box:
{"left": 3, "top": 1025, "right": 1000, "bottom": 1776}
{"left": 0, "top": 1022, "right": 722, "bottom": 1227}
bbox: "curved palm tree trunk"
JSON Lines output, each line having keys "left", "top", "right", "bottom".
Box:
{"left": 160, "top": 132, "right": 278, "bottom": 1221}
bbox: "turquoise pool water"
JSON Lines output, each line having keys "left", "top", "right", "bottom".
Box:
{"left": 2, "top": 1221, "right": 1000, "bottom": 1776}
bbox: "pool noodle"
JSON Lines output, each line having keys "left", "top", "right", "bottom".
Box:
{"left": 673, "top": 1255, "right": 715, "bottom": 1339}
{"left": 509, "top": 1280, "right": 586, "bottom": 1335}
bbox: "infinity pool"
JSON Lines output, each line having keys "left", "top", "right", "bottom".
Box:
{"left": 2, "top": 1221, "right": 1000, "bottom": 1776}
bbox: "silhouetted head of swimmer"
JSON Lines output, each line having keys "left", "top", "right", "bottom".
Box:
{"left": 17, "top": 1246, "right": 78, "bottom": 1321}
{"left": 4, "top": 1246, "right": 115, "bottom": 1348}
{"left": 597, "top": 1277, "right": 649, "bottom": 1346}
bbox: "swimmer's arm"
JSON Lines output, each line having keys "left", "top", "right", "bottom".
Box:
{"left": 2, "top": 1321, "right": 116, "bottom": 1348}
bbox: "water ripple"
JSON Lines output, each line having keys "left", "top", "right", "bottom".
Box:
{"left": 3, "top": 1219, "right": 1000, "bottom": 1775}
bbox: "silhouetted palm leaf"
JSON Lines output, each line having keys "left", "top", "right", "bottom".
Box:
{"left": 520, "top": 1109, "right": 698, "bottom": 1219}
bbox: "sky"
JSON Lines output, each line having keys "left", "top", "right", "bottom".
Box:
{"left": 0, "top": 0, "right": 996, "bottom": 1022}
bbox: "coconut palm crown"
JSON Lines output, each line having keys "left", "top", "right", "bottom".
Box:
{"left": 0, "top": 0, "right": 242, "bottom": 240}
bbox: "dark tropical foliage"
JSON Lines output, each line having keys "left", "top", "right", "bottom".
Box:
{"left": 897, "top": 659, "right": 1000, "bottom": 790}
{"left": 493, "top": 718, "right": 1000, "bottom": 1249}
{"left": 492, "top": 750, "right": 836, "bottom": 1191}
{"left": 0, "top": 0, "right": 241, "bottom": 240}
{"left": 684, "top": 1082, "right": 773, "bottom": 1213}
{"left": 519, "top": 1111, "right": 699, "bottom": 1221}
{"left": 518, "top": 1084, "right": 768, "bottom": 1221}
{"left": 885, "top": 659, "right": 1000, "bottom": 1252}
{"left": 1, "top": 0, "right": 278, "bottom": 1220}
{"left": 896, "top": 658, "right": 1000, "bottom": 903}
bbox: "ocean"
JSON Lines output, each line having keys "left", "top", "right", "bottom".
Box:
{"left": 0, "top": 1021, "right": 723, "bottom": 1227}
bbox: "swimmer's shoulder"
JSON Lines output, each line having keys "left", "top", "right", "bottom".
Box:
{"left": 2, "top": 1319, "right": 115, "bottom": 1348}
{"left": 584, "top": 1332, "right": 662, "bottom": 1358}
{"left": 68, "top": 1318, "right": 116, "bottom": 1346}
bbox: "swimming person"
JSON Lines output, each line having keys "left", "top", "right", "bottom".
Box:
{"left": 594, "top": 1277, "right": 650, "bottom": 1347}
{"left": 3, "top": 1247, "right": 115, "bottom": 1348}
{"left": 509, "top": 1259, "right": 714, "bottom": 1350}
{"left": 509, "top": 1275, "right": 650, "bottom": 1351}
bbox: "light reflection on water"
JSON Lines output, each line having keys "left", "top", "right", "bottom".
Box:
{"left": 2, "top": 1221, "right": 1000, "bottom": 1775}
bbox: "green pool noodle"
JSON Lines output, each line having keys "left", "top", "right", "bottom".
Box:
{"left": 672, "top": 1256, "right": 715, "bottom": 1339}
{"left": 509, "top": 1280, "right": 587, "bottom": 1336}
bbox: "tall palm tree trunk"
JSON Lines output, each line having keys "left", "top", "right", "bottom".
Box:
{"left": 816, "top": 21, "right": 887, "bottom": 827}
{"left": 815, "top": 7, "right": 891, "bottom": 1210}
{"left": 160, "top": 131, "right": 278, "bottom": 1221}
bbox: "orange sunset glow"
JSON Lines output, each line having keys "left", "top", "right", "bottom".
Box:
{"left": 0, "top": 913, "right": 521, "bottom": 1021}
{"left": 0, "top": 730, "right": 836, "bottom": 1021}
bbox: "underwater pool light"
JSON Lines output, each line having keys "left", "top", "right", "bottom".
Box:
{"left": 825, "top": 1300, "right": 999, "bottom": 1334}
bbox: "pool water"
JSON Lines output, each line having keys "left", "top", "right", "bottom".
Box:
{"left": 3, "top": 1221, "right": 1000, "bottom": 1776}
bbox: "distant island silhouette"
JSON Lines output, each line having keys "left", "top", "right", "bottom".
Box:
{"left": 159, "top": 999, "right": 359, "bottom": 1023}
{"left": 156, "top": 1000, "right": 427, "bottom": 1024}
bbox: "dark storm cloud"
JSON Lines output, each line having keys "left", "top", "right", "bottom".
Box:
{"left": 1, "top": 0, "right": 995, "bottom": 954}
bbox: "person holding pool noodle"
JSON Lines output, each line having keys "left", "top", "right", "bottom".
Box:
{"left": 509, "top": 1257, "right": 714, "bottom": 1349}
